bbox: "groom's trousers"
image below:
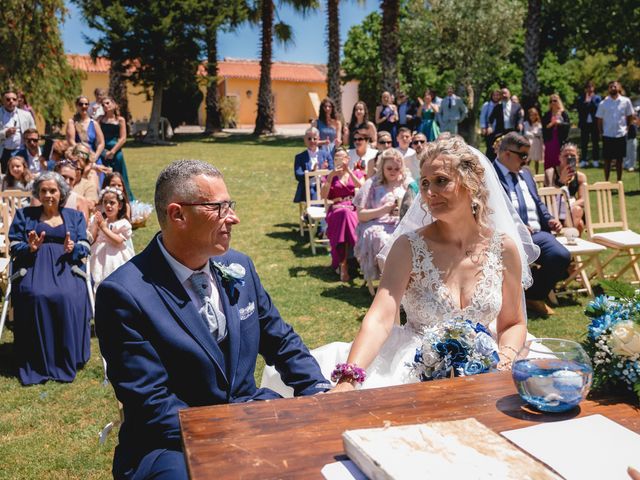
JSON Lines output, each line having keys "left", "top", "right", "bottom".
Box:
{"left": 526, "top": 231, "right": 571, "bottom": 301}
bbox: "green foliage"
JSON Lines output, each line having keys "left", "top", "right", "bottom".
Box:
{"left": 597, "top": 279, "right": 639, "bottom": 301}
{"left": 0, "top": 1, "right": 82, "bottom": 124}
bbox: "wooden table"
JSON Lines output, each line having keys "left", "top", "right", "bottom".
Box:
{"left": 180, "top": 373, "right": 640, "bottom": 479}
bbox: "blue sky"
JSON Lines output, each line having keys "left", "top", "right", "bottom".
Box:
{"left": 62, "top": 1, "right": 378, "bottom": 64}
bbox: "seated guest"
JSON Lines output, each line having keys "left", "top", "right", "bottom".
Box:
{"left": 96, "top": 160, "right": 329, "bottom": 480}
{"left": 347, "top": 126, "right": 378, "bottom": 173}
{"left": 368, "top": 131, "right": 393, "bottom": 177}
{"left": 293, "top": 127, "right": 333, "bottom": 204}
{"left": 544, "top": 143, "right": 587, "bottom": 235}
{"left": 396, "top": 127, "right": 417, "bottom": 178}
{"left": 2, "top": 156, "right": 33, "bottom": 197}
{"left": 405, "top": 132, "right": 428, "bottom": 179}
{"left": 70, "top": 144, "right": 99, "bottom": 211}
{"left": 495, "top": 132, "right": 570, "bottom": 316}
{"left": 54, "top": 160, "right": 90, "bottom": 222}
{"left": 9, "top": 172, "right": 91, "bottom": 385}
{"left": 321, "top": 149, "right": 365, "bottom": 282}
{"left": 15, "top": 128, "right": 46, "bottom": 175}
{"left": 344, "top": 101, "right": 377, "bottom": 149}
{"left": 354, "top": 149, "right": 409, "bottom": 295}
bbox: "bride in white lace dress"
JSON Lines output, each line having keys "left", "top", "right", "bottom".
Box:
{"left": 261, "top": 136, "right": 539, "bottom": 395}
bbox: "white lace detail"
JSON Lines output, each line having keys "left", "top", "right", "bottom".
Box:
{"left": 401, "top": 230, "right": 504, "bottom": 334}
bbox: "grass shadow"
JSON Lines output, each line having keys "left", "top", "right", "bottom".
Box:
{"left": 320, "top": 284, "right": 372, "bottom": 312}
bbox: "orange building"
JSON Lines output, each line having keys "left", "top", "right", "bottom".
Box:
{"left": 64, "top": 54, "right": 358, "bottom": 128}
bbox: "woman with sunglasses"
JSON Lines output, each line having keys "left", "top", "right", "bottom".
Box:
{"left": 66, "top": 95, "right": 106, "bottom": 183}
{"left": 542, "top": 94, "right": 570, "bottom": 171}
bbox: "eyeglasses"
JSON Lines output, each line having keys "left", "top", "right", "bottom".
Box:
{"left": 178, "top": 200, "right": 237, "bottom": 218}
{"left": 26, "top": 138, "right": 39, "bottom": 143}
{"left": 354, "top": 137, "right": 368, "bottom": 142}
{"left": 412, "top": 140, "right": 426, "bottom": 145}
{"left": 378, "top": 140, "right": 392, "bottom": 145}
{"left": 508, "top": 150, "right": 529, "bottom": 160}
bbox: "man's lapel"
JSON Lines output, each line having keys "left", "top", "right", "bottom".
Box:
{"left": 210, "top": 259, "right": 241, "bottom": 391}
{"left": 146, "top": 239, "right": 228, "bottom": 384}
{"left": 494, "top": 162, "right": 510, "bottom": 194}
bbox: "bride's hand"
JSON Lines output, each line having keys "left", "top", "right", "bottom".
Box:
{"left": 328, "top": 381, "right": 356, "bottom": 394}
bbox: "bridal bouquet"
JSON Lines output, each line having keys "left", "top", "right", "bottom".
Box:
{"left": 583, "top": 282, "right": 640, "bottom": 401}
{"left": 410, "top": 320, "right": 500, "bottom": 381}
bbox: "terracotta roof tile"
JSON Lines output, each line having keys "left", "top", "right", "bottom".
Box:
{"left": 66, "top": 54, "right": 111, "bottom": 73}
{"left": 205, "top": 59, "right": 326, "bottom": 83}
{"left": 68, "top": 55, "right": 327, "bottom": 83}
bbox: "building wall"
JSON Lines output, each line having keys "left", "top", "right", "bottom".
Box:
{"left": 219, "top": 78, "right": 328, "bottom": 125}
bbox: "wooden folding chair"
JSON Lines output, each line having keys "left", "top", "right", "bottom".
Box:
{"left": 304, "top": 169, "right": 331, "bottom": 254}
{"left": 298, "top": 203, "right": 306, "bottom": 237}
{"left": 537, "top": 186, "right": 605, "bottom": 296}
{"left": 534, "top": 174, "right": 545, "bottom": 189}
{"left": 584, "top": 181, "right": 640, "bottom": 284}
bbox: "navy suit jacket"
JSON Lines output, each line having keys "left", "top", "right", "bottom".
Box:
{"left": 293, "top": 149, "right": 333, "bottom": 202}
{"left": 494, "top": 165, "right": 553, "bottom": 233}
{"left": 95, "top": 237, "right": 329, "bottom": 475}
{"left": 489, "top": 102, "right": 523, "bottom": 133}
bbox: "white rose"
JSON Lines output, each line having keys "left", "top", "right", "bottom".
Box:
{"left": 609, "top": 321, "right": 640, "bottom": 358}
{"left": 226, "top": 263, "right": 246, "bottom": 279}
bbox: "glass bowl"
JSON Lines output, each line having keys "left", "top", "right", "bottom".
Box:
{"left": 511, "top": 338, "right": 593, "bottom": 412}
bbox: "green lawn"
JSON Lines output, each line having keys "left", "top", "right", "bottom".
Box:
{"left": 0, "top": 134, "right": 638, "bottom": 479}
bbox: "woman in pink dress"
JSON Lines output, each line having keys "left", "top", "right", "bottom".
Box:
{"left": 321, "top": 150, "right": 364, "bottom": 282}
{"left": 542, "top": 94, "right": 570, "bottom": 170}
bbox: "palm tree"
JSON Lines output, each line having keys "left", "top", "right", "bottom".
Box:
{"left": 204, "top": 25, "right": 223, "bottom": 134}
{"left": 521, "top": 0, "right": 541, "bottom": 111}
{"left": 254, "top": 0, "right": 318, "bottom": 135}
{"left": 326, "top": 0, "right": 341, "bottom": 115}
{"left": 380, "top": 0, "right": 400, "bottom": 96}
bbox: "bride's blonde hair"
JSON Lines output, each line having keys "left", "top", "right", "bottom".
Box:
{"left": 418, "top": 134, "right": 492, "bottom": 230}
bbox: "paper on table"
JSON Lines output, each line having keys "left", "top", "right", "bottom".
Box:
{"left": 502, "top": 414, "right": 640, "bottom": 480}
{"left": 321, "top": 460, "right": 367, "bottom": 480}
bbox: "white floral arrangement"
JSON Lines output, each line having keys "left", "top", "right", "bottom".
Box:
{"left": 583, "top": 283, "right": 640, "bottom": 401}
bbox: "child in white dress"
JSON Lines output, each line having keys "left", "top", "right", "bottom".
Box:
{"left": 89, "top": 186, "right": 134, "bottom": 287}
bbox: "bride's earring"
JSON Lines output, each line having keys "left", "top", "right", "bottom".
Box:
{"left": 471, "top": 201, "right": 479, "bottom": 216}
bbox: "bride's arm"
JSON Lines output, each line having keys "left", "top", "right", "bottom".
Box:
{"left": 496, "top": 236, "right": 528, "bottom": 368}
{"left": 331, "top": 236, "right": 412, "bottom": 393}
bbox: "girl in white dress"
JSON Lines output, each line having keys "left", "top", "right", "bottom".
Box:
{"left": 261, "top": 136, "right": 539, "bottom": 395}
{"left": 89, "top": 187, "right": 134, "bottom": 287}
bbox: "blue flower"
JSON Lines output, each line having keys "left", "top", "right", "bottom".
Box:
{"left": 463, "top": 360, "right": 485, "bottom": 376}
{"left": 435, "top": 339, "right": 467, "bottom": 365}
{"left": 474, "top": 332, "right": 497, "bottom": 357}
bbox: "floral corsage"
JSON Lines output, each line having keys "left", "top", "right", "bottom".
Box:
{"left": 213, "top": 262, "right": 246, "bottom": 288}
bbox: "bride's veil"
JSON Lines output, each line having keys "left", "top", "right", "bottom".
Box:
{"left": 378, "top": 144, "right": 539, "bottom": 300}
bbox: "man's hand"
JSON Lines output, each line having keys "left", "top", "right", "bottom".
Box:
{"left": 5, "top": 127, "right": 17, "bottom": 136}
{"left": 549, "top": 218, "right": 563, "bottom": 233}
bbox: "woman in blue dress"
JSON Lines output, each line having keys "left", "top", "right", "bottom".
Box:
{"left": 313, "top": 97, "right": 342, "bottom": 156}
{"left": 418, "top": 90, "right": 441, "bottom": 141}
{"left": 9, "top": 172, "right": 92, "bottom": 385}
{"left": 66, "top": 95, "right": 108, "bottom": 185}
{"left": 375, "top": 91, "right": 399, "bottom": 147}
{"left": 99, "top": 96, "right": 135, "bottom": 200}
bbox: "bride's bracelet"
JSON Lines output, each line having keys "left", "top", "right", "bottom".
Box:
{"left": 499, "top": 345, "right": 520, "bottom": 359}
{"left": 331, "top": 363, "right": 367, "bottom": 385}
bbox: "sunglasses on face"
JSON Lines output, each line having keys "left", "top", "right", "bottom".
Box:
{"left": 378, "top": 140, "right": 392, "bottom": 145}
{"left": 78, "top": 102, "right": 89, "bottom": 107}
{"left": 354, "top": 137, "right": 368, "bottom": 142}
{"left": 306, "top": 137, "right": 318, "bottom": 141}
{"left": 4, "top": 97, "right": 17, "bottom": 102}
{"left": 26, "top": 138, "right": 39, "bottom": 143}
{"left": 412, "top": 140, "right": 426, "bottom": 145}
{"left": 508, "top": 150, "right": 529, "bottom": 160}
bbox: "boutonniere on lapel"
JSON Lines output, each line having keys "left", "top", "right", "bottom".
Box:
{"left": 212, "top": 262, "right": 245, "bottom": 302}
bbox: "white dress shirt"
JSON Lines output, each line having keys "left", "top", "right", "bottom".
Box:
{"left": 157, "top": 235, "right": 226, "bottom": 335}
{"left": 307, "top": 148, "right": 319, "bottom": 170}
{"left": 2, "top": 109, "right": 21, "bottom": 150}
{"left": 495, "top": 160, "right": 541, "bottom": 232}
{"left": 596, "top": 95, "right": 634, "bottom": 138}
{"left": 502, "top": 101, "right": 513, "bottom": 130}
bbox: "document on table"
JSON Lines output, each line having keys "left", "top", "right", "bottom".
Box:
{"left": 501, "top": 414, "right": 640, "bottom": 480}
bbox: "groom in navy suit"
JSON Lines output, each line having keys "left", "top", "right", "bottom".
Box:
{"left": 96, "top": 160, "right": 330, "bottom": 480}
{"left": 494, "top": 132, "right": 571, "bottom": 316}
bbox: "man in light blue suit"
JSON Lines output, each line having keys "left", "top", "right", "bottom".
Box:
{"left": 96, "top": 160, "right": 330, "bottom": 480}
{"left": 438, "top": 86, "right": 468, "bottom": 134}
{"left": 293, "top": 126, "right": 333, "bottom": 203}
